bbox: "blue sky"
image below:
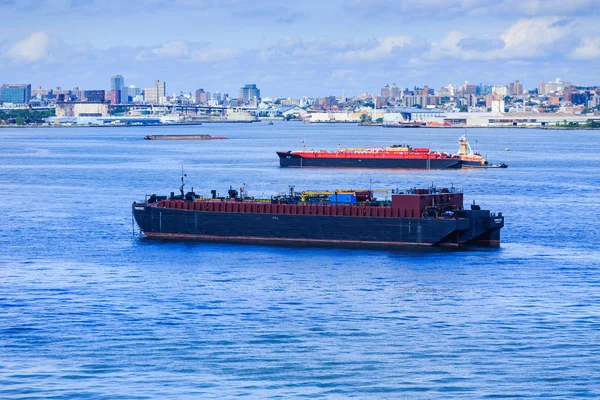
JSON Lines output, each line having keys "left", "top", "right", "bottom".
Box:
{"left": 1, "top": 0, "right": 599, "bottom": 97}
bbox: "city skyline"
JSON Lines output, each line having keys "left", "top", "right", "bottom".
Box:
{"left": 1, "top": 0, "right": 599, "bottom": 96}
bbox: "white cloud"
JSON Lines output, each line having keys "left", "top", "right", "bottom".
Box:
{"left": 4, "top": 31, "right": 52, "bottom": 63}
{"left": 345, "top": 0, "right": 597, "bottom": 17}
{"left": 190, "top": 48, "right": 238, "bottom": 62}
{"left": 136, "top": 40, "right": 237, "bottom": 63}
{"left": 334, "top": 36, "right": 413, "bottom": 61}
{"left": 425, "top": 18, "right": 577, "bottom": 61}
{"left": 152, "top": 41, "right": 190, "bottom": 57}
{"left": 428, "top": 31, "right": 470, "bottom": 59}
{"left": 571, "top": 37, "right": 600, "bottom": 59}
{"left": 500, "top": 17, "right": 573, "bottom": 57}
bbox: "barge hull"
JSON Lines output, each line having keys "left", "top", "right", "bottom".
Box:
{"left": 277, "top": 153, "right": 462, "bottom": 169}
{"left": 133, "top": 205, "right": 502, "bottom": 247}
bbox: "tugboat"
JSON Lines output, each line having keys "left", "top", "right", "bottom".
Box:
{"left": 456, "top": 136, "right": 508, "bottom": 168}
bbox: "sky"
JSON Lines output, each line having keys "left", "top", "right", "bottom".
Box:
{"left": 0, "top": 0, "right": 599, "bottom": 97}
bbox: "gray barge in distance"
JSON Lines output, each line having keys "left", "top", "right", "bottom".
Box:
{"left": 144, "top": 134, "right": 228, "bottom": 140}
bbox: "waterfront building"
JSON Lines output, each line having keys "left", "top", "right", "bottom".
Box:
{"left": 0, "top": 84, "right": 32, "bottom": 104}
{"left": 56, "top": 102, "right": 109, "bottom": 117}
{"left": 83, "top": 90, "right": 105, "bottom": 103}
{"left": 239, "top": 84, "right": 260, "bottom": 104}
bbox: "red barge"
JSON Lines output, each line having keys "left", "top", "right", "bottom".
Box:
{"left": 277, "top": 136, "right": 506, "bottom": 169}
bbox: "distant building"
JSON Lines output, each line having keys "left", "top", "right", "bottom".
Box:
{"left": 460, "top": 82, "right": 477, "bottom": 95}
{"left": 508, "top": 80, "right": 523, "bottom": 96}
{"left": 195, "top": 88, "right": 210, "bottom": 104}
{"left": 111, "top": 74, "right": 124, "bottom": 92}
{"left": 476, "top": 83, "right": 492, "bottom": 95}
{"left": 539, "top": 78, "right": 571, "bottom": 96}
{"left": 106, "top": 90, "right": 121, "bottom": 104}
{"left": 390, "top": 83, "right": 400, "bottom": 99}
{"left": 83, "top": 90, "right": 105, "bottom": 103}
{"left": 156, "top": 80, "right": 166, "bottom": 100}
{"left": 123, "top": 85, "right": 141, "bottom": 104}
{"left": 56, "top": 102, "right": 109, "bottom": 117}
{"left": 0, "top": 84, "right": 32, "bottom": 104}
{"left": 110, "top": 75, "right": 125, "bottom": 104}
{"left": 492, "top": 85, "right": 508, "bottom": 97}
{"left": 381, "top": 84, "right": 390, "bottom": 98}
{"left": 144, "top": 80, "right": 166, "bottom": 103}
{"left": 239, "top": 84, "right": 260, "bottom": 104}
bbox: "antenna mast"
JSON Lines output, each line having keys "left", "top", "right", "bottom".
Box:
{"left": 180, "top": 165, "right": 186, "bottom": 197}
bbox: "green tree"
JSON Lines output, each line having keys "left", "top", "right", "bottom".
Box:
{"left": 459, "top": 105, "right": 469, "bottom": 112}
{"left": 359, "top": 113, "right": 371, "bottom": 123}
{"left": 375, "top": 117, "right": 384, "bottom": 123}
{"left": 15, "top": 116, "right": 25, "bottom": 125}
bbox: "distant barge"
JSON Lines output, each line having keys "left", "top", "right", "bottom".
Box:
{"left": 144, "top": 134, "right": 228, "bottom": 140}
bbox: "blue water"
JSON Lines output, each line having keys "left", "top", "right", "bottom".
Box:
{"left": 1, "top": 124, "right": 599, "bottom": 398}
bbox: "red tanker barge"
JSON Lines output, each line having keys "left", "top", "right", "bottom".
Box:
{"left": 277, "top": 136, "right": 506, "bottom": 169}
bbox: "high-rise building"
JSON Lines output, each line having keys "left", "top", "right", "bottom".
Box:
{"left": 239, "top": 84, "right": 260, "bottom": 104}
{"left": 508, "top": 80, "right": 523, "bottom": 96}
{"left": 195, "top": 88, "right": 210, "bottom": 104}
{"left": 156, "top": 80, "right": 166, "bottom": 99}
{"left": 390, "top": 83, "right": 400, "bottom": 99}
{"left": 381, "top": 84, "right": 390, "bottom": 98}
{"left": 111, "top": 75, "right": 125, "bottom": 92}
{"left": 340, "top": 90, "right": 347, "bottom": 103}
{"left": 110, "top": 75, "right": 125, "bottom": 104}
{"left": 460, "top": 82, "right": 477, "bottom": 95}
{"left": 0, "top": 84, "right": 32, "bottom": 104}
{"left": 144, "top": 80, "right": 167, "bottom": 103}
{"left": 107, "top": 90, "right": 121, "bottom": 104}
{"left": 122, "top": 85, "right": 140, "bottom": 103}
{"left": 83, "top": 90, "right": 105, "bottom": 103}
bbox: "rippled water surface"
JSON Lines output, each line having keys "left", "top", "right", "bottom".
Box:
{"left": 1, "top": 124, "right": 599, "bottom": 398}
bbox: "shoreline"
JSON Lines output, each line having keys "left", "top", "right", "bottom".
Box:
{"left": 1, "top": 121, "right": 599, "bottom": 130}
{"left": 0, "top": 121, "right": 260, "bottom": 129}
